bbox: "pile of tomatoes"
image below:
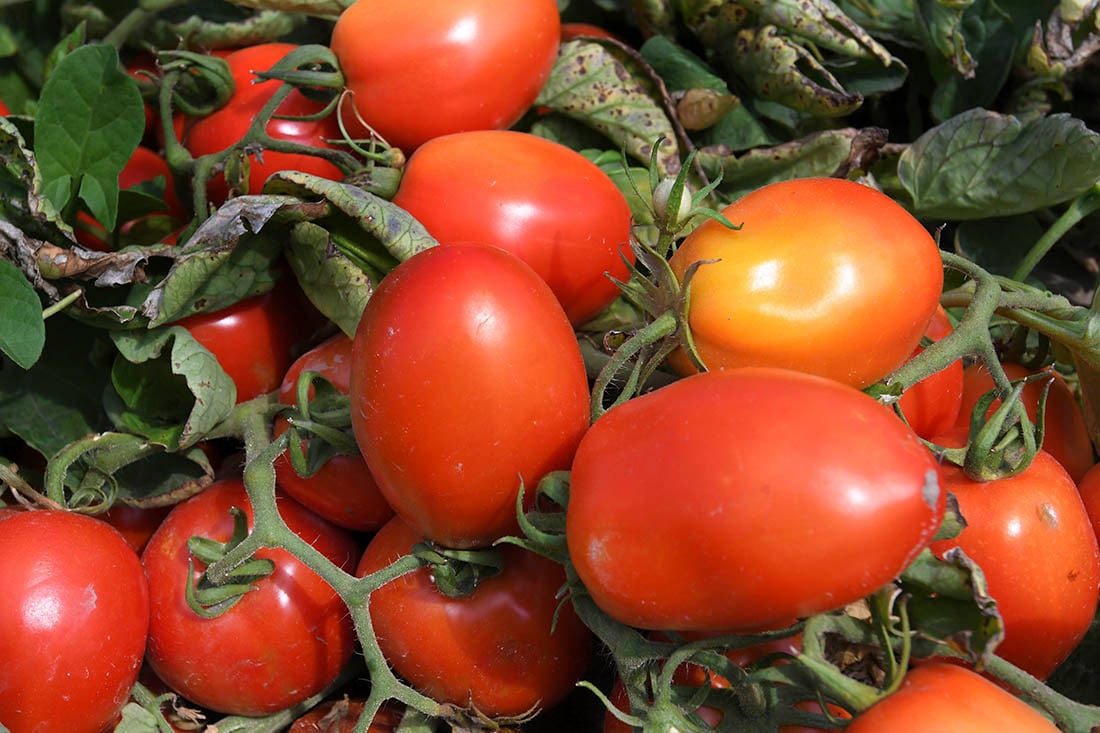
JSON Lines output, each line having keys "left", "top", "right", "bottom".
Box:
{"left": 3, "top": 1, "right": 1100, "bottom": 732}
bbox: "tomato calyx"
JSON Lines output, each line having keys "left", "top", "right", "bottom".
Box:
{"left": 281, "top": 369, "right": 358, "bottom": 480}
{"left": 411, "top": 541, "right": 504, "bottom": 599}
{"left": 185, "top": 506, "right": 276, "bottom": 618}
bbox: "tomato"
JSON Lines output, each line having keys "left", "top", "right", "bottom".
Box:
{"left": 929, "top": 429, "right": 1100, "bottom": 679}
{"left": 176, "top": 277, "right": 323, "bottom": 403}
{"left": 392, "top": 130, "right": 634, "bottom": 325}
{"left": 1078, "top": 461, "right": 1100, "bottom": 547}
{"left": 273, "top": 332, "right": 394, "bottom": 531}
{"left": 142, "top": 478, "right": 359, "bottom": 715}
{"left": 75, "top": 145, "right": 186, "bottom": 251}
{"left": 185, "top": 43, "right": 344, "bottom": 204}
{"left": 0, "top": 98, "right": 9, "bottom": 115}
{"left": 357, "top": 516, "right": 592, "bottom": 717}
{"left": 845, "top": 663, "right": 1059, "bottom": 732}
{"left": 102, "top": 503, "right": 173, "bottom": 553}
{"left": 894, "top": 305, "right": 963, "bottom": 439}
{"left": 289, "top": 700, "right": 404, "bottom": 732}
{"left": 330, "top": 0, "right": 560, "bottom": 153}
{"left": 350, "top": 244, "right": 590, "bottom": 548}
{"left": 567, "top": 367, "right": 944, "bottom": 631}
{"left": 954, "top": 361, "right": 1095, "bottom": 482}
{"left": 561, "top": 22, "right": 622, "bottom": 42}
{"left": 0, "top": 511, "right": 149, "bottom": 733}
{"left": 666, "top": 178, "right": 943, "bottom": 389}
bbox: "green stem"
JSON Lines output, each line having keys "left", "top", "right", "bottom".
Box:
{"left": 42, "top": 289, "right": 81, "bottom": 319}
{"left": 1011, "top": 185, "right": 1100, "bottom": 282}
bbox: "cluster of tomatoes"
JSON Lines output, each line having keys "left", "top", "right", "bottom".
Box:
{"left": 3, "top": 1, "right": 1100, "bottom": 732}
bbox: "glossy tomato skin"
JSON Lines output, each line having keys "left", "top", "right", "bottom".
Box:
{"left": 667, "top": 178, "right": 943, "bottom": 389}
{"left": 954, "top": 362, "right": 1095, "bottom": 482}
{"left": 357, "top": 516, "right": 593, "bottom": 717}
{"left": 350, "top": 244, "right": 591, "bottom": 548}
{"left": 895, "top": 306, "right": 963, "bottom": 439}
{"left": 273, "top": 332, "right": 394, "bottom": 531}
{"left": 142, "top": 478, "right": 359, "bottom": 716}
{"left": 567, "top": 367, "right": 944, "bottom": 631}
{"left": 845, "top": 663, "right": 1059, "bottom": 732}
{"left": 392, "top": 130, "right": 635, "bottom": 324}
{"left": 930, "top": 430, "right": 1100, "bottom": 680}
{"left": 0, "top": 511, "right": 150, "bottom": 733}
{"left": 177, "top": 279, "right": 322, "bottom": 403}
{"left": 331, "top": 0, "right": 560, "bottom": 153}
{"left": 1077, "top": 461, "right": 1100, "bottom": 546}
{"left": 185, "top": 44, "right": 343, "bottom": 204}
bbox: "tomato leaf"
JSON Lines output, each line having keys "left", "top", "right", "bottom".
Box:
{"left": 953, "top": 215, "right": 1044, "bottom": 278}
{"left": 0, "top": 115, "right": 71, "bottom": 240}
{"left": 285, "top": 220, "right": 373, "bottom": 339}
{"left": 109, "top": 326, "right": 236, "bottom": 449}
{"left": 0, "top": 315, "right": 113, "bottom": 457}
{"left": 142, "top": 196, "right": 289, "bottom": 326}
{"left": 536, "top": 39, "right": 681, "bottom": 176}
{"left": 741, "top": 0, "right": 895, "bottom": 64}
{"left": 897, "top": 109, "right": 1100, "bottom": 220}
{"left": 0, "top": 258, "right": 44, "bottom": 369}
{"left": 144, "top": 8, "right": 304, "bottom": 51}
{"left": 33, "top": 43, "right": 144, "bottom": 231}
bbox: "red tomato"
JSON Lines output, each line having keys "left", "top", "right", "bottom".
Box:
{"left": 273, "top": 332, "right": 394, "bottom": 531}
{"left": 392, "top": 130, "right": 635, "bottom": 324}
{"left": 666, "top": 178, "right": 943, "bottom": 389}
{"left": 330, "top": 0, "right": 560, "bottom": 153}
{"left": 1078, "top": 461, "right": 1100, "bottom": 546}
{"left": 185, "top": 43, "right": 343, "bottom": 204}
{"left": 102, "top": 503, "right": 173, "bottom": 553}
{"left": 290, "top": 700, "right": 404, "bottom": 732}
{"left": 567, "top": 367, "right": 944, "bottom": 631}
{"left": 76, "top": 146, "right": 186, "bottom": 251}
{"left": 954, "top": 361, "right": 1095, "bottom": 482}
{"left": 895, "top": 305, "right": 963, "bottom": 439}
{"left": 561, "top": 22, "right": 622, "bottom": 42}
{"left": 357, "top": 516, "right": 592, "bottom": 717}
{"left": 142, "top": 478, "right": 359, "bottom": 715}
{"left": 0, "top": 511, "right": 149, "bottom": 733}
{"left": 845, "top": 663, "right": 1059, "bottom": 732}
{"left": 176, "top": 278, "right": 322, "bottom": 403}
{"left": 0, "top": 98, "right": 9, "bottom": 115}
{"left": 930, "top": 429, "right": 1100, "bottom": 679}
{"left": 350, "top": 245, "right": 591, "bottom": 548}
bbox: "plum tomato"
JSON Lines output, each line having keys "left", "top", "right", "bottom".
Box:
{"left": 1078, "top": 461, "right": 1100, "bottom": 546}
{"left": 330, "top": 0, "right": 560, "bottom": 153}
{"left": 844, "top": 663, "right": 1059, "bottom": 732}
{"left": 176, "top": 277, "right": 323, "bottom": 403}
{"left": 142, "top": 478, "right": 359, "bottom": 716}
{"left": 350, "top": 244, "right": 591, "bottom": 549}
{"left": 185, "top": 43, "right": 344, "bottom": 204}
{"left": 566, "top": 367, "right": 944, "bottom": 631}
{"left": 895, "top": 305, "right": 963, "bottom": 439}
{"left": 273, "top": 332, "right": 394, "bottom": 531}
{"left": 392, "top": 130, "right": 635, "bottom": 324}
{"left": 954, "top": 361, "right": 1095, "bottom": 482}
{"left": 930, "top": 429, "right": 1100, "bottom": 679}
{"left": 0, "top": 511, "right": 149, "bottom": 733}
{"left": 666, "top": 177, "right": 943, "bottom": 389}
{"left": 357, "top": 516, "right": 593, "bottom": 717}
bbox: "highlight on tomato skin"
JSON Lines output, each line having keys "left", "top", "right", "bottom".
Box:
{"left": 666, "top": 177, "right": 944, "bottom": 389}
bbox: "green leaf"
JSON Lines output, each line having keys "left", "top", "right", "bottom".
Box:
{"left": 0, "top": 258, "right": 44, "bottom": 369}
{"left": 640, "top": 35, "right": 731, "bottom": 93}
{"left": 536, "top": 39, "right": 681, "bottom": 176}
{"left": 897, "top": 109, "right": 1100, "bottom": 220}
{"left": 145, "top": 8, "right": 304, "bottom": 51}
{"left": 0, "top": 315, "right": 113, "bottom": 457}
{"left": 285, "top": 220, "right": 373, "bottom": 339}
{"left": 738, "top": 0, "right": 896, "bottom": 64}
{"left": 33, "top": 43, "right": 144, "bottom": 230}
{"left": 109, "top": 326, "right": 236, "bottom": 449}
{"left": 954, "top": 214, "right": 1044, "bottom": 277}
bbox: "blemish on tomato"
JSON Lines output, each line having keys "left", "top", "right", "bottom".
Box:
{"left": 921, "top": 469, "right": 940, "bottom": 511}
{"left": 1037, "top": 502, "right": 1058, "bottom": 529}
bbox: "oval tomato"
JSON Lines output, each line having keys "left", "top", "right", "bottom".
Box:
{"left": 567, "top": 367, "right": 944, "bottom": 631}
{"left": 954, "top": 361, "right": 1095, "bottom": 482}
{"left": 1077, "top": 461, "right": 1100, "bottom": 547}
{"left": 392, "top": 130, "right": 635, "bottom": 325}
{"left": 666, "top": 177, "right": 943, "bottom": 389}
{"left": 895, "top": 305, "right": 963, "bottom": 439}
{"left": 357, "top": 516, "right": 592, "bottom": 717}
{"left": 0, "top": 511, "right": 149, "bottom": 733}
{"left": 350, "top": 244, "right": 591, "bottom": 548}
{"left": 176, "top": 278, "right": 323, "bottom": 403}
{"left": 185, "top": 43, "right": 344, "bottom": 204}
{"left": 930, "top": 430, "right": 1100, "bottom": 679}
{"left": 142, "top": 478, "right": 359, "bottom": 716}
{"left": 331, "top": 0, "right": 560, "bottom": 153}
{"left": 273, "top": 332, "right": 394, "bottom": 531}
{"left": 845, "top": 663, "right": 1059, "bottom": 732}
